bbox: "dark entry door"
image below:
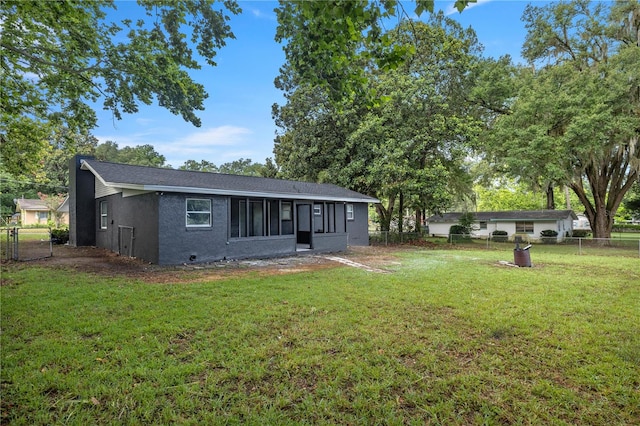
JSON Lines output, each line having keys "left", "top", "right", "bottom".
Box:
{"left": 296, "top": 204, "right": 311, "bottom": 248}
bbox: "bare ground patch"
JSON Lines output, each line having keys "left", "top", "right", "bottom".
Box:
{"left": 1, "top": 244, "right": 404, "bottom": 284}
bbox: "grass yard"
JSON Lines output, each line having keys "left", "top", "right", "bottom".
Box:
{"left": 1, "top": 247, "right": 639, "bottom": 425}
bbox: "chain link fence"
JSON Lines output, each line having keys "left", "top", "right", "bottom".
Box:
{"left": 1, "top": 227, "right": 53, "bottom": 261}
{"left": 369, "top": 231, "right": 640, "bottom": 258}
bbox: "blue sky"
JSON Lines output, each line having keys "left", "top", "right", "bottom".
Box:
{"left": 93, "top": 0, "right": 542, "bottom": 168}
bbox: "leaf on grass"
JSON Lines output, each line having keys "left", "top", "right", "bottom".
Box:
{"left": 90, "top": 397, "right": 100, "bottom": 406}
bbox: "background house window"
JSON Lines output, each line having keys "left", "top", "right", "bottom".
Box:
{"left": 100, "top": 201, "right": 108, "bottom": 229}
{"left": 186, "top": 198, "right": 211, "bottom": 227}
{"left": 516, "top": 221, "right": 534, "bottom": 233}
{"left": 479, "top": 221, "right": 487, "bottom": 230}
{"left": 36, "top": 211, "right": 48, "bottom": 223}
{"left": 346, "top": 204, "right": 354, "bottom": 221}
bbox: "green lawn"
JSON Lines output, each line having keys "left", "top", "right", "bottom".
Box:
{"left": 1, "top": 248, "right": 638, "bottom": 425}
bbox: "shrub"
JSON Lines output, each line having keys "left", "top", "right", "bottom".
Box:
{"left": 51, "top": 228, "right": 69, "bottom": 245}
{"left": 612, "top": 223, "right": 640, "bottom": 232}
{"left": 572, "top": 229, "right": 591, "bottom": 238}
{"left": 448, "top": 225, "right": 471, "bottom": 243}
{"left": 540, "top": 229, "right": 558, "bottom": 244}
{"left": 492, "top": 230, "right": 508, "bottom": 242}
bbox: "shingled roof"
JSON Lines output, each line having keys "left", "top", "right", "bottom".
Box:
{"left": 81, "top": 159, "right": 379, "bottom": 203}
{"left": 427, "top": 210, "right": 578, "bottom": 223}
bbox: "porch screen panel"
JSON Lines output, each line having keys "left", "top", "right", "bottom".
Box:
{"left": 230, "top": 198, "right": 247, "bottom": 237}
{"left": 281, "top": 201, "right": 293, "bottom": 235}
{"left": 249, "top": 200, "right": 264, "bottom": 237}
{"left": 269, "top": 200, "right": 280, "bottom": 235}
{"left": 327, "top": 203, "right": 336, "bottom": 233}
{"left": 314, "top": 203, "right": 324, "bottom": 233}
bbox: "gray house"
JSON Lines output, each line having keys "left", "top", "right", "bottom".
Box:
{"left": 69, "top": 156, "right": 378, "bottom": 265}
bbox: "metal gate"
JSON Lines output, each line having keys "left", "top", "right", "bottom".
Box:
{"left": 2, "top": 227, "right": 53, "bottom": 261}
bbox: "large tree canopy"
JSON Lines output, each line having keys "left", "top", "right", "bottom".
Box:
{"left": 274, "top": 0, "right": 474, "bottom": 105}
{"left": 274, "top": 15, "right": 483, "bottom": 230}
{"left": 1, "top": 0, "right": 239, "bottom": 177}
{"left": 484, "top": 0, "right": 640, "bottom": 239}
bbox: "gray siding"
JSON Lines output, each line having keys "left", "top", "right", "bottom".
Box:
{"left": 95, "top": 192, "right": 160, "bottom": 263}
{"left": 313, "top": 233, "right": 348, "bottom": 252}
{"left": 346, "top": 203, "right": 370, "bottom": 246}
{"left": 157, "top": 193, "right": 227, "bottom": 265}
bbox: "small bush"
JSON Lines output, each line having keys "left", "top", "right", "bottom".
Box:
{"left": 540, "top": 229, "right": 558, "bottom": 244}
{"left": 540, "top": 229, "right": 558, "bottom": 237}
{"left": 572, "top": 229, "right": 591, "bottom": 238}
{"left": 448, "top": 225, "right": 471, "bottom": 243}
{"left": 51, "top": 228, "right": 69, "bottom": 245}
{"left": 492, "top": 230, "right": 508, "bottom": 242}
{"left": 612, "top": 223, "right": 640, "bottom": 232}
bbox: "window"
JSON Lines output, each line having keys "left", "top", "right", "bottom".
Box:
{"left": 186, "top": 198, "right": 211, "bottom": 227}
{"left": 100, "top": 201, "right": 108, "bottom": 229}
{"left": 516, "top": 221, "right": 534, "bottom": 233}
{"left": 37, "top": 211, "right": 48, "bottom": 223}
{"left": 479, "top": 221, "right": 487, "bottom": 230}
{"left": 346, "top": 204, "right": 354, "bottom": 221}
{"left": 282, "top": 202, "right": 292, "bottom": 220}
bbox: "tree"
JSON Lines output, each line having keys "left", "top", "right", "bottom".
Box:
{"left": 37, "top": 192, "right": 67, "bottom": 228}
{"left": 179, "top": 160, "right": 219, "bottom": 172}
{"left": 274, "top": 16, "right": 482, "bottom": 230}
{"left": 483, "top": 0, "right": 640, "bottom": 239}
{"left": 218, "top": 158, "right": 264, "bottom": 176}
{"left": 623, "top": 181, "right": 640, "bottom": 220}
{"left": 95, "top": 141, "right": 166, "bottom": 167}
{"left": 274, "top": 0, "right": 474, "bottom": 105}
{"left": 1, "top": 0, "right": 240, "bottom": 177}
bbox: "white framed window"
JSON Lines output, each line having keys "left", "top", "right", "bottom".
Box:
{"left": 186, "top": 198, "right": 211, "bottom": 227}
{"left": 479, "top": 221, "right": 487, "bottom": 230}
{"left": 516, "top": 221, "right": 534, "bottom": 233}
{"left": 100, "top": 201, "right": 108, "bottom": 229}
{"left": 346, "top": 204, "right": 354, "bottom": 221}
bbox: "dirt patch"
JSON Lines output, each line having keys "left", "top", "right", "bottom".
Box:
{"left": 2, "top": 244, "right": 404, "bottom": 283}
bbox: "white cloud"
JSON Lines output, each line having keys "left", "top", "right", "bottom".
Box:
{"left": 94, "top": 124, "right": 261, "bottom": 167}
{"left": 173, "top": 125, "right": 252, "bottom": 147}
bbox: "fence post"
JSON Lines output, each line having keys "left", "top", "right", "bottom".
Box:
{"left": 578, "top": 237, "right": 582, "bottom": 256}
{"left": 48, "top": 227, "right": 53, "bottom": 258}
{"left": 12, "top": 227, "right": 18, "bottom": 261}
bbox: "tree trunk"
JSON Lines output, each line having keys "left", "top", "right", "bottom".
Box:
{"left": 415, "top": 209, "right": 422, "bottom": 233}
{"left": 398, "top": 192, "right": 404, "bottom": 233}
{"left": 545, "top": 183, "right": 555, "bottom": 210}
{"left": 375, "top": 194, "right": 396, "bottom": 232}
